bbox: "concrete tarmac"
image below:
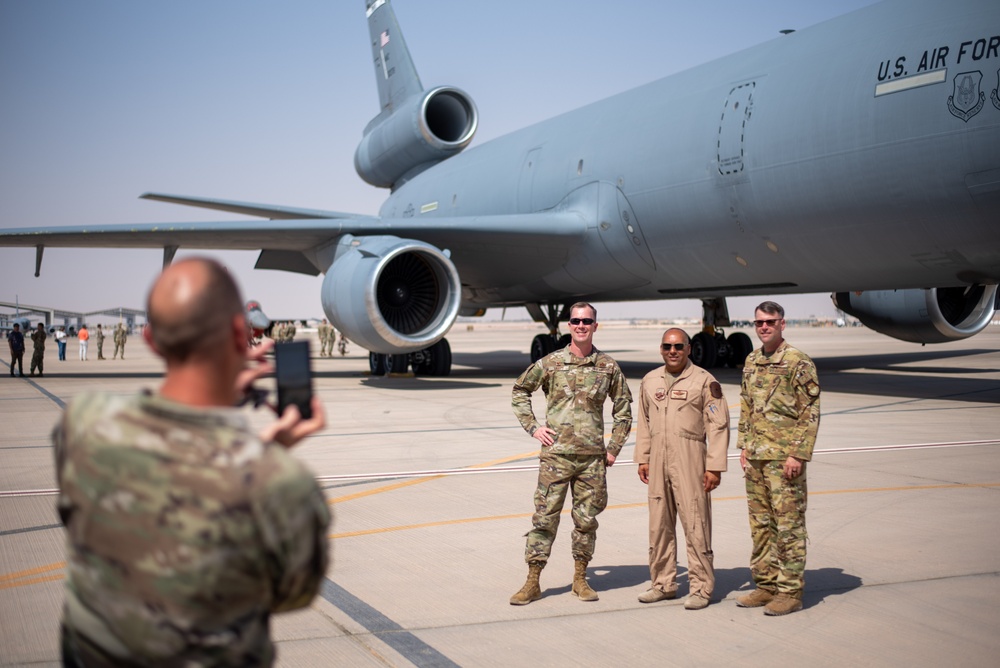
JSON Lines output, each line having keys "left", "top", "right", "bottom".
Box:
{"left": 2, "top": 323, "right": 999, "bottom": 667}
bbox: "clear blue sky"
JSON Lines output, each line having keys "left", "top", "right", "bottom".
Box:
{"left": 0, "top": 0, "right": 877, "bottom": 322}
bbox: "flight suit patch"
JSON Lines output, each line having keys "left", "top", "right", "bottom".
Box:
{"left": 709, "top": 381, "right": 723, "bottom": 399}
{"left": 655, "top": 389, "right": 666, "bottom": 401}
{"left": 669, "top": 389, "right": 687, "bottom": 400}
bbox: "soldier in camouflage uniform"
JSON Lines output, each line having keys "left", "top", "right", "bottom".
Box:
{"left": 509, "top": 302, "right": 632, "bottom": 605}
{"left": 29, "top": 322, "right": 46, "bottom": 376}
{"left": 94, "top": 323, "right": 105, "bottom": 360}
{"left": 112, "top": 323, "right": 127, "bottom": 359}
{"left": 736, "top": 301, "right": 820, "bottom": 616}
{"left": 55, "top": 257, "right": 330, "bottom": 666}
{"left": 318, "top": 319, "right": 332, "bottom": 356}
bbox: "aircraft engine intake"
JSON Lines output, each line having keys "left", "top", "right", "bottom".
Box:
{"left": 321, "top": 235, "right": 461, "bottom": 354}
{"left": 833, "top": 285, "right": 998, "bottom": 344}
{"left": 354, "top": 86, "right": 478, "bottom": 188}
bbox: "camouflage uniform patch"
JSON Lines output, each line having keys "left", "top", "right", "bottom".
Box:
{"left": 54, "top": 392, "right": 331, "bottom": 666}
{"left": 525, "top": 453, "right": 608, "bottom": 564}
{"left": 745, "top": 459, "right": 808, "bottom": 594}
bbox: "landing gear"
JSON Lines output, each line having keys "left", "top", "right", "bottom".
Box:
{"left": 690, "top": 332, "right": 718, "bottom": 368}
{"left": 368, "top": 351, "right": 387, "bottom": 375}
{"left": 369, "top": 338, "right": 453, "bottom": 377}
{"left": 412, "top": 338, "right": 452, "bottom": 377}
{"left": 690, "top": 297, "right": 754, "bottom": 369}
{"left": 526, "top": 303, "right": 571, "bottom": 363}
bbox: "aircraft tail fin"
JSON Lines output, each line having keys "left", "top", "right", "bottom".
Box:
{"left": 364, "top": 0, "right": 423, "bottom": 128}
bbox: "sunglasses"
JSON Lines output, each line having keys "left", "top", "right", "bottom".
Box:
{"left": 660, "top": 343, "right": 687, "bottom": 351}
{"left": 568, "top": 318, "right": 595, "bottom": 325}
{"left": 753, "top": 318, "right": 782, "bottom": 328}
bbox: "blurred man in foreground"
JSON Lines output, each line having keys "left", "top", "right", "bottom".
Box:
{"left": 55, "top": 257, "right": 330, "bottom": 666}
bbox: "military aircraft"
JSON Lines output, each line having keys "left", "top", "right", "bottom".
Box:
{"left": 245, "top": 300, "right": 273, "bottom": 342}
{"left": 0, "top": 298, "right": 33, "bottom": 338}
{"left": 1, "top": 0, "right": 998, "bottom": 376}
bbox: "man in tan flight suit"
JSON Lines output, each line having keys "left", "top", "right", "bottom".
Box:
{"left": 635, "top": 328, "right": 730, "bottom": 610}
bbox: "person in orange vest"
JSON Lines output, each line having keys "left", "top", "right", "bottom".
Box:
{"left": 78, "top": 325, "right": 90, "bottom": 361}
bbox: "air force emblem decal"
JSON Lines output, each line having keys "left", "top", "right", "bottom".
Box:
{"left": 947, "top": 71, "right": 985, "bottom": 122}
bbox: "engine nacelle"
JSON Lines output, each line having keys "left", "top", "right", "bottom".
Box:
{"left": 321, "top": 235, "right": 461, "bottom": 354}
{"left": 833, "top": 285, "right": 997, "bottom": 343}
{"left": 354, "top": 86, "right": 478, "bottom": 188}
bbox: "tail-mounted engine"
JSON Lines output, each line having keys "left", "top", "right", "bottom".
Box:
{"left": 354, "top": 86, "right": 478, "bottom": 188}
{"left": 321, "top": 235, "right": 462, "bottom": 354}
{"left": 833, "top": 285, "right": 998, "bottom": 343}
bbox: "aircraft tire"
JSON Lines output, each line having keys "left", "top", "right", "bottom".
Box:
{"left": 369, "top": 352, "right": 387, "bottom": 375}
{"left": 726, "top": 332, "right": 754, "bottom": 368}
{"left": 530, "top": 334, "right": 557, "bottom": 363}
{"left": 430, "top": 338, "right": 452, "bottom": 376}
{"left": 386, "top": 353, "right": 409, "bottom": 375}
{"left": 691, "top": 332, "right": 718, "bottom": 369}
{"left": 557, "top": 333, "right": 572, "bottom": 348}
{"left": 414, "top": 338, "right": 452, "bottom": 376}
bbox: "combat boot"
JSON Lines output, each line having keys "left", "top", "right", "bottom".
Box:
{"left": 735, "top": 588, "right": 775, "bottom": 608}
{"left": 509, "top": 563, "right": 543, "bottom": 605}
{"left": 763, "top": 593, "right": 803, "bottom": 616}
{"left": 571, "top": 560, "right": 598, "bottom": 602}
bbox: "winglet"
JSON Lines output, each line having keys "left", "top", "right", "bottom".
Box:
{"left": 364, "top": 0, "right": 422, "bottom": 125}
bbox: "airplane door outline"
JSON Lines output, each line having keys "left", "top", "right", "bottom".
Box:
{"left": 718, "top": 82, "right": 756, "bottom": 176}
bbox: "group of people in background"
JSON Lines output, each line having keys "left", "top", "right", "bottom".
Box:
{"left": 510, "top": 300, "right": 820, "bottom": 617}
{"left": 271, "top": 320, "right": 297, "bottom": 343}
{"left": 5, "top": 322, "right": 130, "bottom": 375}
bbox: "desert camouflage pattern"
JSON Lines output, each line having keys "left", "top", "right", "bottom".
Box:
{"left": 320, "top": 322, "right": 337, "bottom": 357}
{"left": 738, "top": 341, "right": 820, "bottom": 462}
{"left": 524, "top": 453, "right": 608, "bottom": 564}
{"left": 54, "top": 392, "right": 330, "bottom": 667}
{"left": 745, "top": 459, "right": 808, "bottom": 595}
{"left": 511, "top": 346, "right": 632, "bottom": 456}
{"left": 112, "top": 324, "right": 127, "bottom": 359}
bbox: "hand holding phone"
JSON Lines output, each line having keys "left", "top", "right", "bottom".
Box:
{"left": 275, "top": 341, "right": 313, "bottom": 420}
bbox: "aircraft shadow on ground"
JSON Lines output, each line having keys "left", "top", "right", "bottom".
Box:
{"left": 445, "top": 346, "right": 1000, "bottom": 405}
{"left": 570, "top": 564, "right": 861, "bottom": 609}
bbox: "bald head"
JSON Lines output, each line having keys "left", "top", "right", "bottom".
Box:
{"left": 146, "top": 258, "right": 243, "bottom": 362}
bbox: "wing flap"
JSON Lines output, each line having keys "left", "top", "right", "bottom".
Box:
{"left": 139, "top": 192, "right": 367, "bottom": 221}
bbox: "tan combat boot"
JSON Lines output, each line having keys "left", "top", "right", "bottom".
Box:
{"left": 763, "top": 593, "right": 803, "bottom": 616}
{"left": 735, "top": 588, "right": 775, "bottom": 608}
{"left": 571, "top": 560, "right": 599, "bottom": 602}
{"left": 509, "top": 563, "right": 544, "bottom": 605}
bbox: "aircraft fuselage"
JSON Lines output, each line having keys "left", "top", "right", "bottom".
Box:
{"left": 383, "top": 0, "right": 1000, "bottom": 307}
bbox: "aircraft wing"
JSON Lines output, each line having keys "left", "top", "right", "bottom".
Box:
{"left": 0, "top": 211, "right": 588, "bottom": 274}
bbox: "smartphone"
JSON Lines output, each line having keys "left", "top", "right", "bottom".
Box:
{"left": 275, "top": 340, "right": 313, "bottom": 420}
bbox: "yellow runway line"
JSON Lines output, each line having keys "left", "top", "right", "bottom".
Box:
{"left": 0, "top": 561, "right": 66, "bottom": 591}
{"left": 328, "top": 450, "right": 540, "bottom": 505}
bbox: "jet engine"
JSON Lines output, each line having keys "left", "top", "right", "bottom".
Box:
{"left": 321, "top": 235, "right": 461, "bottom": 354}
{"left": 832, "top": 285, "right": 998, "bottom": 343}
{"left": 354, "top": 86, "right": 478, "bottom": 188}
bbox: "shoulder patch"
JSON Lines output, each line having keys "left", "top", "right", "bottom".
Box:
{"left": 709, "top": 381, "right": 723, "bottom": 399}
